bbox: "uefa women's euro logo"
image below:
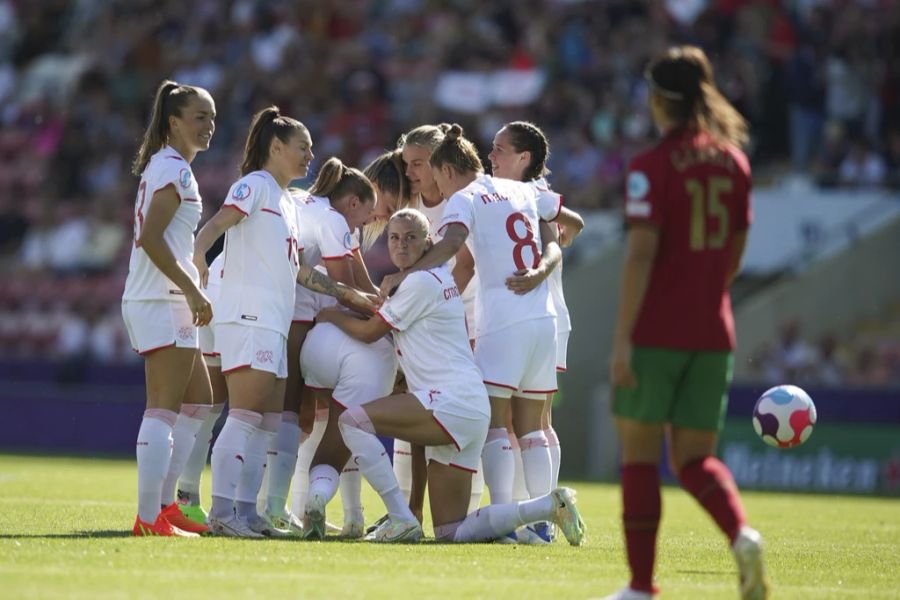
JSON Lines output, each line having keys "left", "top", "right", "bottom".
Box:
{"left": 232, "top": 182, "right": 251, "bottom": 201}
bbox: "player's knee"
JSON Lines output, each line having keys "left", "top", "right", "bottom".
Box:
{"left": 338, "top": 405, "right": 376, "bottom": 434}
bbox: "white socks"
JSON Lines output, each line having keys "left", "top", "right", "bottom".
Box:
{"left": 306, "top": 464, "right": 340, "bottom": 509}
{"left": 519, "top": 430, "right": 552, "bottom": 498}
{"left": 546, "top": 426, "right": 561, "bottom": 488}
{"left": 468, "top": 460, "right": 485, "bottom": 513}
{"left": 340, "top": 462, "right": 364, "bottom": 523}
{"left": 161, "top": 404, "right": 210, "bottom": 505}
{"left": 392, "top": 439, "right": 413, "bottom": 503}
{"left": 177, "top": 403, "right": 223, "bottom": 503}
{"left": 264, "top": 412, "right": 302, "bottom": 515}
{"left": 338, "top": 407, "right": 415, "bottom": 522}
{"left": 209, "top": 409, "right": 261, "bottom": 519}
{"left": 448, "top": 494, "right": 556, "bottom": 542}
{"left": 511, "top": 435, "right": 529, "bottom": 502}
{"left": 235, "top": 412, "right": 279, "bottom": 518}
{"left": 136, "top": 409, "right": 176, "bottom": 523}
{"left": 481, "top": 428, "right": 514, "bottom": 504}
{"left": 290, "top": 410, "right": 327, "bottom": 516}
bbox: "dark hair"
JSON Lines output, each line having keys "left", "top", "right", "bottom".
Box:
{"left": 132, "top": 80, "right": 204, "bottom": 175}
{"left": 429, "top": 124, "right": 484, "bottom": 175}
{"left": 645, "top": 46, "right": 749, "bottom": 148}
{"left": 502, "top": 121, "right": 551, "bottom": 181}
{"left": 361, "top": 150, "right": 411, "bottom": 251}
{"left": 397, "top": 123, "right": 452, "bottom": 152}
{"left": 240, "top": 106, "right": 308, "bottom": 176}
{"left": 309, "top": 157, "right": 375, "bottom": 204}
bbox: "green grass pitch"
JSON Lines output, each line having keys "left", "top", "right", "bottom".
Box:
{"left": 0, "top": 454, "right": 898, "bottom": 599}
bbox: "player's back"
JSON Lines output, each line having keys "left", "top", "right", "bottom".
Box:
{"left": 292, "top": 191, "right": 356, "bottom": 266}
{"left": 626, "top": 127, "right": 751, "bottom": 350}
{"left": 441, "top": 175, "right": 556, "bottom": 337}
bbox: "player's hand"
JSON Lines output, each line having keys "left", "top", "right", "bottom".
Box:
{"left": 193, "top": 254, "right": 209, "bottom": 289}
{"left": 610, "top": 340, "right": 637, "bottom": 390}
{"left": 505, "top": 268, "right": 546, "bottom": 295}
{"left": 379, "top": 271, "right": 407, "bottom": 299}
{"left": 185, "top": 287, "right": 213, "bottom": 327}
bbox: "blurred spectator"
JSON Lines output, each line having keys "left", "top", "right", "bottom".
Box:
{"left": 1, "top": 0, "right": 899, "bottom": 365}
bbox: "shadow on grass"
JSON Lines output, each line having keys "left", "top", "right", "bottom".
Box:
{"left": 2, "top": 531, "right": 132, "bottom": 539}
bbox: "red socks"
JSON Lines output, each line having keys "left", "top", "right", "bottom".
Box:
{"left": 679, "top": 456, "right": 746, "bottom": 544}
{"left": 621, "top": 464, "right": 661, "bottom": 595}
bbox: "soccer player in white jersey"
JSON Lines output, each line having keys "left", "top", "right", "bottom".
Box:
{"left": 191, "top": 106, "right": 374, "bottom": 537}
{"left": 263, "top": 157, "right": 377, "bottom": 532}
{"left": 392, "top": 124, "right": 484, "bottom": 523}
{"left": 380, "top": 125, "right": 579, "bottom": 536}
{"left": 489, "top": 121, "right": 585, "bottom": 541}
{"left": 318, "top": 209, "right": 585, "bottom": 544}
{"left": 122, "top": 80, "right": 216, "bottom": 537}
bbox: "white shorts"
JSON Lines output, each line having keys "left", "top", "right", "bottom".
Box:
{"left": 216, "top": 323, "right": 288, "bottom": 378}
{"left": 476, "top": 316, "right": 557, "bottom": 401}
{"left": 122, "top": 300, "right": 198, "bottom": 355}
{"left": 300, "top": 322, "right": 397, "bottom": 408}
{"left": 293, "top": 286, "right": 337, "bottom": 323}
{"left": 412, "top": 388, "right": 489, "bottom": 473}
{"left": 199, "top": 323, "right": 220, "bottom": 367}
{"left": 556, "top": 330, "right": 570, "bottom": 372}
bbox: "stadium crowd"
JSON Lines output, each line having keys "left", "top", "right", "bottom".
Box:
{"left": 0, "top": 0, "right": 898, "bottom": 373}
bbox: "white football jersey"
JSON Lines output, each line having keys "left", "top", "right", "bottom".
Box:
{"left": 414, "top": 196, "right": 448, "bottom": 242}
{"left": 377, "top": 266, "right": 488, "bottom": 417}
{"left": 439, "top": 174, "right": 560, "bottom": 337}
{"left": 528, "top": 178, "right": 570, "bottom": 334}
{"left": 123, "top": 146, "right": 202, "bottom": 302}
{"left": 216, "top": 170, "right": 301, "bottom": 337}
{"left": 291, "top": 191, "right": 358, "bottom": 312}
{"left": 206, "top": 252, "right": 224, "bottom": 309}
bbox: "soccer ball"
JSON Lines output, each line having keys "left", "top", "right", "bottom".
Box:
{"left": 752, "top": 385, "right": 817, "bottom": 448}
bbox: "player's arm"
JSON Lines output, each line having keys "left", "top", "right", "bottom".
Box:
{"left": 321, "top": 254, "right": 373, "bottom": 313}
{"left": 297, "top": 264, "right": 378, "bottom": 314}
{"left": 316, "top": 306, "right": 391, "bottom": 344}
{"left": 727, "top": 230, "right": 749, "bottom": 286}
{"left": 140, "top": 184, "right": 211, "bottom": 325}
{"left": 610, "top": 224, "right": 659, "bottom": 389}
{"left": 380, "top": 223, "right": 468, "bottom": 297}
{"left": 193, "top": 205, "right": 244, "bottom": 287}
{"left": 350, "top": 249, "right": 379, "bottom": 295}
{"left": 451, "top": 243, "right": 475, "bottom": 293}
{"left": 555, "top": 207, "right": 585, "bottom": 247}
{"left": 505, "top": 220, "right": 562, "bottom": 295}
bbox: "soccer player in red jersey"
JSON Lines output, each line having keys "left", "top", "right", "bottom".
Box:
{"left": 606, "top": 47, "right": 768, "bottom": 600}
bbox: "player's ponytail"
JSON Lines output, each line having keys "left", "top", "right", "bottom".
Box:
{"left": 361, "top": 150, "right": 410, "bottom": 251}
{"left": 429, "top": 124, "right": 483, "bottom": 175}
{"left": 645, "top": 46, "right": 748, "bottom": 148}
{"left": 132, "top": 80, "right": 201, "bottom": 176}
{"left": 310, "top": 156, "right": 375, "bottom": 207}
{"left": 240, "top": 106, "right": 308, "bottom": 176}
{"left": 502, "top": 121, "right": 551, "bottom": 181}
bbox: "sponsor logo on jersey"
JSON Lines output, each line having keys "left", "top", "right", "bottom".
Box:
{"left": 232, "top": 182, "right": 251, "bottom": 201}
{"left": 427, "top": 389, "right": 441, "bottom": 404}
{"left": 179, "top": 168, "right": 192, "bottom": 189}
{"left": 240, "top": 314, "right": 258, "bottom": 321}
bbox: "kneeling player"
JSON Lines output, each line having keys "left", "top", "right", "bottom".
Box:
{"left": 317, "top": 209, "right": 585, "bottom": 544}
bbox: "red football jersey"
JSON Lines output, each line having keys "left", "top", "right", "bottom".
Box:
{"left": 624, "top": 127, "right": 752, "bottom": 351}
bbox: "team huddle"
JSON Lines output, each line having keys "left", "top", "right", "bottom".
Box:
{"left": 122, "top": 78, "right": 585, "bottom": 547}
{"left": 123, "top": 45, "right": 770, "bottom": 599}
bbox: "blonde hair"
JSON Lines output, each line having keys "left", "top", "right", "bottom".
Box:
{"left": 388, "top": 208, "right": 430, "bottom": 241}
{"left": 361, "top": 150, "right": 410, "bottom": 251}
{"left": 397, "top": 123, "right": 452, "bottom": 152}
{"left": 132, "top": 80, "right": 205, "bottom": 175}
{"left": 645, "top": 45, "right": 749, "bottom": 148}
